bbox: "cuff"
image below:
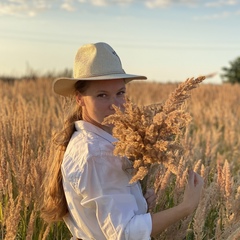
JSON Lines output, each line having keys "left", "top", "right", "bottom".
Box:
{"left": 124, "top": 213, "right": 152, "bottom": 240}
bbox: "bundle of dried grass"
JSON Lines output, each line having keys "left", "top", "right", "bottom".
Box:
{"left": 104, "top": 76, "right": 206, "bottom": 183}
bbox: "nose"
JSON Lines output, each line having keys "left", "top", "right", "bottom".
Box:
{"left": 109, "top": 97, "right": 123, "bottom": 110}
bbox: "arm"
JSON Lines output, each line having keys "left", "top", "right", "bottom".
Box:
{"left": 78, "top": 155, "right": 152, "bottom": 240}
{"left": 151, "top": 170, "right": 203, "bottom": 236}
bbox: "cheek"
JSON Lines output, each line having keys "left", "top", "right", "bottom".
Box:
{"left": 120, "top": 97, "right": 126, "bottom": 104}
{"left": 94, "top": 101, "right": 107, "bottom": 110}
{"left": 92, "top": 102, "right": 108, "bottom": 118}
{"left": 119, "top": 97, "right": 126, "bottom": 110}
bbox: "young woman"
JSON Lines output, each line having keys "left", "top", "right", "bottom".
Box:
{"left": 41, "top": 42, "right": 203, "bottom": 240}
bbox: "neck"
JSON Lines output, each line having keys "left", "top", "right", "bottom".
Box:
{"left": 82, "top": 113, "right": 112, "bottom": 135}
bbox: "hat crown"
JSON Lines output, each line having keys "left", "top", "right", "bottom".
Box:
{"left": 53, "top": 42, "right": 147, "bottom": 97}
{"left": 74, "top": 42, "right": 125, "bottom": 78}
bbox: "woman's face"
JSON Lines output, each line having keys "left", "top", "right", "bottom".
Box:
{"left": 77, "top": 79, "right": 126, "bottom": 133}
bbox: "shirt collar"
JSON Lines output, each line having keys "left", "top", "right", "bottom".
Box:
{"left": 75, "top": 120, "right": 117, "bottom": 144}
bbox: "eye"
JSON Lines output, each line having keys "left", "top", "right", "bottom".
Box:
{"left": 97, "top": 93, "right": 107, "bottom": 98}
{"left": 117, "top": 90, "right": 126, "bottom": 96}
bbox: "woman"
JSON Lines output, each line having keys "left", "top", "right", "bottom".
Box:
{"left": 41, "top": 42, "right": 203, "bottom": 240}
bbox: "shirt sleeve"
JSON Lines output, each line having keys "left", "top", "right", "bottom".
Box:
{"left": 75, "top": 154, "right": 152, "bottom": 240}
{"left": 124, "top": 213, "right": 152, "bottom": 240}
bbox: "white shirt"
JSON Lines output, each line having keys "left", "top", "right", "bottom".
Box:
{"left": 61, "top": 120, "right": 152, "bottom": 240}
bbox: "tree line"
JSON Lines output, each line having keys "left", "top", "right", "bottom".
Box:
{"left": 1, "top": 57, "right": 240, "bottom": 84}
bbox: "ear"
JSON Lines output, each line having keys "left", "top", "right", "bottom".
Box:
{"left": 76, "top": 93, "right": 85, "bottom": 106}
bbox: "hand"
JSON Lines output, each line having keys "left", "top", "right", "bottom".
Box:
{"left": 182, "top": 170, "right": 204, "bottom": 214}
{"left": 144, "top": 188, "right": 157, "bottom": 211}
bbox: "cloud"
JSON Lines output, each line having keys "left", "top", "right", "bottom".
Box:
{"left": 1, "top": 0, "right": 240, "bottom": 17}
{"left": 84, "top": 0, "right": 135, "bottom": 7}
{"left": 205, "top": 0, "right": 238, "bottom": 7}
{"left": 194, "top": 8, "right": 240, "bottom": 20}
{"left": 145, "top": 0, "right": 199, "bottom": 8}
{"left": 90, "top": 0, "right": 108, "bottom": 6}
{"left": 61, "top": 0, "right": 76, "bottom": 11}
{"left": 84, "top": 0, "right": 200, "bottom": 8}
{"left": 194, "top": 11, "right": 231, "bottom": 20}
{"left": 145, "top": 0, "right": 172, "bottom": 8}
{"left": 0, "top": 0, "right": 51, "bottom": 17}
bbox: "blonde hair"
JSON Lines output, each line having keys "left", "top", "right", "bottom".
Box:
{"left": 41, "top": 81, "right": 90, "bottom": 223}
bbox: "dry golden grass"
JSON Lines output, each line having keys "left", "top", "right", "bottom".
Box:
{"left": 0, "top": 78, "right": 69, "bottom": 239}
{"left": 127, "top": 80, "right": 240, "bottom": 240}
{"left": 104, "top": 77, "right": 205, "bottom": 183}
{"left": 0, "top": 77, "right": 240, "bottom": 239}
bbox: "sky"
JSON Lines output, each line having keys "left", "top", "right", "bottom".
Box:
{"left": 1, "top": 0, "right": 240, "bottom": 84}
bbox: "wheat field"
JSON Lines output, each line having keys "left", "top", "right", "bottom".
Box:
{"left": 0, "top": 78, "right": 240, "bottom": 240}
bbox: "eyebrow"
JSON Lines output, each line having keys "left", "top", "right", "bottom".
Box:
{"left": 118, "top": 87, "right": 126, "bottom": 91}
{"left": 96, "top": 86, "right": 126, "bottom": 93}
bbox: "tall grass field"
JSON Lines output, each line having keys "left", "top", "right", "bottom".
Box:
{"left": 0, "top": 78, "right": 240, "bottom": 239}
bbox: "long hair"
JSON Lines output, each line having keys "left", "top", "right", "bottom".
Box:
{"left": 41, "top": 81, "right": 90, "bottom": 223}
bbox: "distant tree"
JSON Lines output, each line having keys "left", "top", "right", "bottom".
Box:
{"left": 43, "top": 68, "right": 73, "bottom": 79}
{"left": 56, "top": 68, "right": 73, "bottom": 78}
{"left": 22, "top": 62, "right": 39, "bottom": 80}
{"left": 0, "top": 75, "right": 18, "bottom": 84}
{"left": 221, "top": 57, "right": 240, "bottom": 84}
{"left": 0, "top": 67, "right": 73, "bottom": 83}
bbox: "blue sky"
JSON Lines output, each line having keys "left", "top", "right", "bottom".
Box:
{"left": 1, "top": 0, "right": 240, "bottom": 84}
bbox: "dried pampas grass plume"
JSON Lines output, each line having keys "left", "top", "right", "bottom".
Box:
{"left": 103, "top": 76, "right": 206, "bottom": 183}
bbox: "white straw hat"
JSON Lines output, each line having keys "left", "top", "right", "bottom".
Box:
{"left": 53, "top": 42, "right": 147, "bottom": 96}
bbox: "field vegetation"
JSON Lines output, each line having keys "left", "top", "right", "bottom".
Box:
{"left": 0, "top": 77, "right": 240, "bottom": 239}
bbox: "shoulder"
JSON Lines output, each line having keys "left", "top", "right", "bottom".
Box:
{"left": 62, "top": 127, "right": 115, "bottom": 172}
{"left": 69, "top": 129, "right": 114, "bottom": 158}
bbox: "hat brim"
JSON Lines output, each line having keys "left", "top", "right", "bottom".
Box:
{"left": 53, "top": 74, "right": 147, "bottom": 97}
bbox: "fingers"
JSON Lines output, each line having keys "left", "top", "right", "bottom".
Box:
{"left": 144, "top": 188, "right": 155, "bottom": 198}
{"left": 182, "top": 170, "right": 204, "bottom": 213}
{"left": 144, "top": 188, "right": 157, "bottom": 210}
{"left": 194, "top": 172, "right": 204, "bottom": 188}
{"left": 188, "top": 169, "right": 194, "bottom": 185}
{"left": 188, "top": 170, "right": 204, "bottom": 188}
